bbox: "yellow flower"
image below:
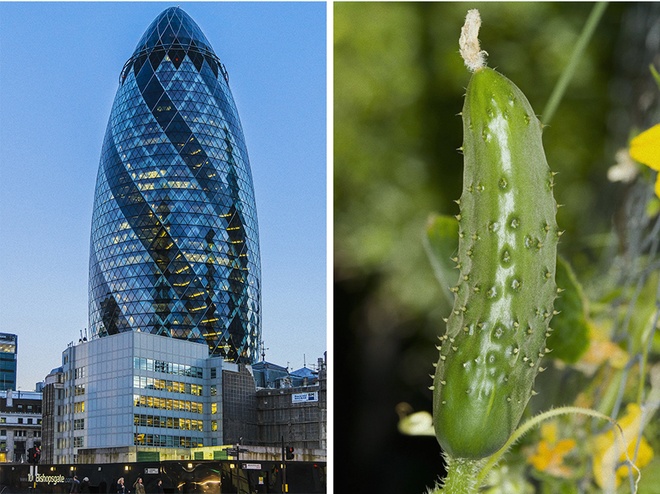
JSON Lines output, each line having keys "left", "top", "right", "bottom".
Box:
{"left": 527, "top": 421, "right": 577, "bottom": 478}
{"left": 592, "top": 403, "right": 655, "bottom": 489}
{"left": 630, "top": 123, "right": 660, "bottom": 197}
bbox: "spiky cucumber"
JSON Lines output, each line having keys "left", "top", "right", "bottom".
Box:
{"left": 432, "top": 66, "right": 559, "bottom": 460}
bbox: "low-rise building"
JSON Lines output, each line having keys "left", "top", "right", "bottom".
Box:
{"left": 0, "top": 390, "right": 42, "bottom": 463}
{"left": 256, "top": 357, "right": 327, "bottom": 453}
{"left": 39, "top": 335, "right": 327, "bottom": 464}
{"left": 49, "top": 331, "right": 224, "bottom": 464}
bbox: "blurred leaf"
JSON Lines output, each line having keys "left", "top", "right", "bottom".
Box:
{"left": 423, "top": 213, "right": 459, "bottom": 305}
{"left": 547, "top": 257, "right": 590, "bottom": 363}
{"left": 651, "top": 64, "right": 660, "bottom": 91}
{"left": 626, "top": 271, "right": 659, "bottom": 355}
{"left": 622, "top": 457, "right": 660, "bottom": 494}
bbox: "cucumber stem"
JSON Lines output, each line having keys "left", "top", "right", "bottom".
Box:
{"left": 433, "top": 456, "right": 483, "bottom": 494}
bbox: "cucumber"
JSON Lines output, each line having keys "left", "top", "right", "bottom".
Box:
{"left": 432, "top": 66, "right": 559, "bottom": 459}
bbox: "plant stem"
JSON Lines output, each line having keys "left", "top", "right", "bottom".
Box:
{"left": 476, "top": 406, "right": 617, "bottom": 484}
{"left": 440, "top": 456, "right": 483, "bottom": 494}
{"left": 542, "top": 2, "right": 608, "bottom": 125}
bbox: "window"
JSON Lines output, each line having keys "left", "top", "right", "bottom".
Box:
{"left": 210, "top": 368, "right": 217, "bottom": 379}
{"left": 73, "top": 436, "right": 84, "bottom": 448}
{"left": 74, "top": 419, "right": 85, "bottom": 430}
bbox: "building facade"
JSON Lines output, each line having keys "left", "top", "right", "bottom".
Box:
{"left": 39, "top": 337, "right": 326, "bottom": 463}
{"left": 40, "top": 366, "right": 64, "bottom": 464}
{"left": 50, "top": 332, "right": 224, "bottom": 464}
{"left": 0, "top": 334, "right": 18, "bottom": 391}
{"left": 88, "top": 6, "right": 261, "bottom": 364}
{"left": 255, "top": 357, "right": 327, "bottom": 452}
{"left": 0, "top": 390, "right": 42, "bottom": 463}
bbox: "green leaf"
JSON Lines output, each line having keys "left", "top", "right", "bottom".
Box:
{"left": 423, "top": 213, "right": 459, "bottom": 305}
{"left": 621, "top": 457, "right": 660, "bottom": 494}
{"left": 546, "top": 256, "right": 590, "bottom": 363}
{"left": 626, "top": 270, "right": 659, "bottom": 355}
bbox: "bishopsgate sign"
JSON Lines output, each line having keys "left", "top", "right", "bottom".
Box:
{"left": 27, "top": 473, "right": 67, "bottom": 485}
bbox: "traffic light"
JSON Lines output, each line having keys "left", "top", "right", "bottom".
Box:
{"left": 27, "top": 448, "right": 35, "bottom": 464}
{"left": 285, "top": 445, "right": 294, "bottom": 460}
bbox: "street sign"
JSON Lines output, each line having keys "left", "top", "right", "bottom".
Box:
{"left": 242, "top": 463, "right": 262, "bottom": 470}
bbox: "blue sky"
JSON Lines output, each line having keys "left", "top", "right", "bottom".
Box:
{"left": 0, "top": 1, "right": 327, "bottom": 391}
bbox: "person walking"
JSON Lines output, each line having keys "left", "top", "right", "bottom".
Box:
{"left": 80, "top": 477, "right": 91, "bottom": 493}
{"left": 133, "top": 477, "right": 146, "bottom": 494}
{"left": 70, "top": 475, "right": 81, "bottom": 494}
{"left": 116, "top": 477, "right": 127, "bottom": 494}
{"left": 156, "top": 479, "right": 165, "bottom": 494}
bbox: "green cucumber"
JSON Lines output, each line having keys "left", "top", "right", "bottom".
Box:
{"left": 432, "top": 66, "right": 559, "bottom": 459}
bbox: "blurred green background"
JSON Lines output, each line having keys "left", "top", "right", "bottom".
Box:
{"left": 334, "top": 2, "right": 659, "bottom": 493}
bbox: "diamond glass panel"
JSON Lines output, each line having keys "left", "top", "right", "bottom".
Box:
{"left": 89, "top": 7, "right": 261, "bottom": 364}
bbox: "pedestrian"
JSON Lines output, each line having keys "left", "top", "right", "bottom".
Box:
{"left": 70, "top": 475, "right": 81, "bottom": 494}
{"left": 133, "top": 477, "right": 146, "bottom": 494}
{"left": 80, "top": 477, "right": 90, "bottom": 493}
{"left": 116, "top": 477, "right": 127, "bottom": 494}
{"left": 156, "top": 479, "right": 165, "bottom": 494}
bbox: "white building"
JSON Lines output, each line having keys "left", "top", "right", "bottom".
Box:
{"left": 51, "top": 331, "right": 224, "bottom": 464}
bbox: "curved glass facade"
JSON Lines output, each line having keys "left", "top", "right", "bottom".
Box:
{"left": 89, "top": 7, "right": 261, "bottom": 364}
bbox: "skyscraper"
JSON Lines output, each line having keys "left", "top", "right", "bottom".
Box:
{"left": 88, "top": 7, "right": 261, "bottom": 364}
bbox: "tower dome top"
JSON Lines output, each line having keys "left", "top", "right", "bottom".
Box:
{"left": 120, "top": 6, "right": 226, "bottom": 84}
{"left": 133, "top": 7, "right": 215, "bottom": 57}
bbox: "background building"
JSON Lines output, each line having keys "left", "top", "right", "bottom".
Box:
{"left": 255, "top": 356, "right": 327, "bottom": 452}
{"left": 0, "top": 390, "right": 42, "bottom": 463}
{"left": 88, "top": 6, "right": 262, "bottom": 364}
{"left": 40, "top": 367, "right": 64, "bottom": 464}
{"left": 0, "top": 334, "right": 18, "bottom": 391}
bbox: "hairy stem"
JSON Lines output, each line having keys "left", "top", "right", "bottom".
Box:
{"left": 476, "top": 406, "right": 617, "bottom": 484}
{"left": 437, "top": 456, "right": 484, "bottom": 494}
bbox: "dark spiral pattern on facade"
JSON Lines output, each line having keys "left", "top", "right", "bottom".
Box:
{"left": 89, "top": 7, "right": 261, "bottom": 364}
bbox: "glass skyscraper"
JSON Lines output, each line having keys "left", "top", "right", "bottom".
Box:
{"left": 0, "top": 333, "right": 17, "bottom": 391}
{"left": 89, "top": 7, "right": 261, "bottom": 364}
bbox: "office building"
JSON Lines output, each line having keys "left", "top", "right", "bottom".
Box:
{"left": 48, "top": 332, "right": 222, "bottom": 463}
{"left": 0, "top": 334, "right": 18, "bottom": 391}
{"left": 88, "top": 6, "right": 261, "bottom": 364}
